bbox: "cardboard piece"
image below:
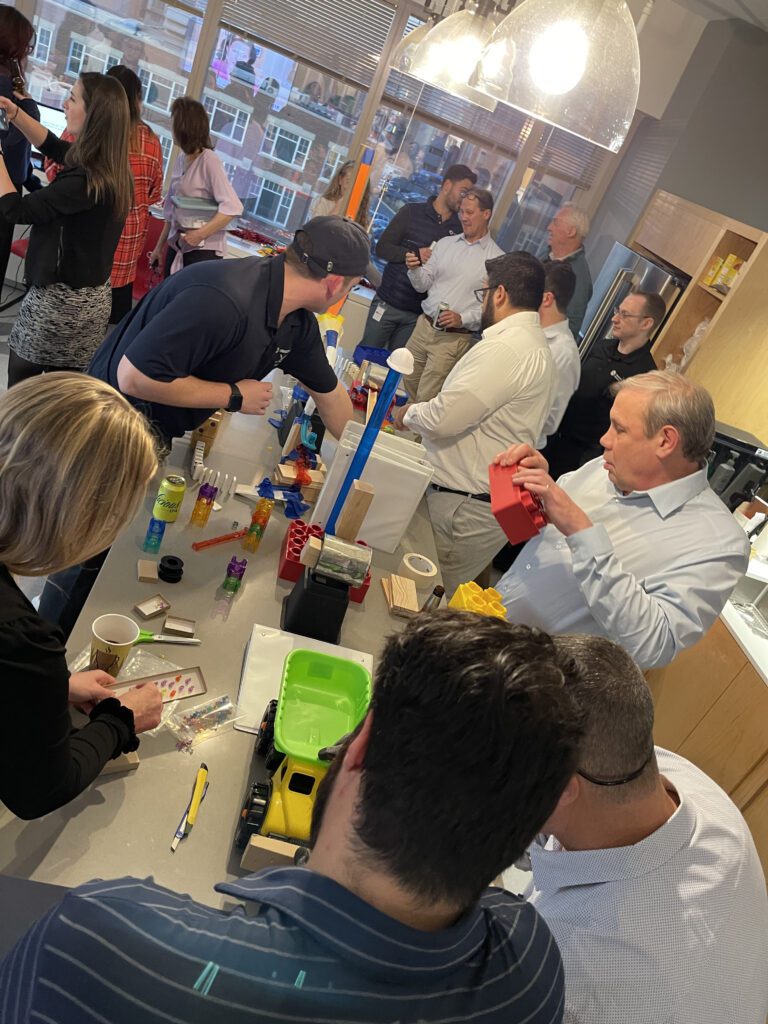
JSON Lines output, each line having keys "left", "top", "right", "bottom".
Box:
{"left": 335, "top": 480, "right": 375, "bottom": 542}
{"left": 240, "top": 834, "right": 299, "bottom": 872}
{"left": 137, "top": 559, "right": 158, "bottom": 583}
{"left": 134, "top": 594, "right": 171, "bottom": 620}
{"left": 163, "top": 616, "right": 196, "bottom": 637}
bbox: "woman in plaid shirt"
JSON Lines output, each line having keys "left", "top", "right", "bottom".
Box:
{"left": 106, "top": 66, "right": 163, "bottom": 325}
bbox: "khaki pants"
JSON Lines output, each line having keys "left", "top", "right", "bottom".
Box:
{"left": 426, "top": 488, "right": 508, "bottom": 600}
{"left": 404, "top": 315, "right": 472, "bottom": 403}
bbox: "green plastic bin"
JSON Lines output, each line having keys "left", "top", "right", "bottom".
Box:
{"left": 274, "top": 650, "right": 372, "bottom": 764}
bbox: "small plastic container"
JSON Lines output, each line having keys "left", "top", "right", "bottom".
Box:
{"left": 167, "top": 695, "right": 244, "bottom": 752}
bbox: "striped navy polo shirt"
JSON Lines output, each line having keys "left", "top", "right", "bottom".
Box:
{"left": 0, "top": 867, "right": 565, "bottom": 1023}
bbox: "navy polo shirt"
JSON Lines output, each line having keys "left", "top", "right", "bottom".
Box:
{"left": 89, "top": 255, "right": 337, "bottom": 439}
{"left": 0, "top": 867, "right": 566, "bottom": 1023}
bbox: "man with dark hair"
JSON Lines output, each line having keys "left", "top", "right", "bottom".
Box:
{"left": 492, "top": 370, "right": 749, "bottom": 668}
{"left": 536, "top": 260, "right": 580, "bottom": 448}
{"left": 402, "top": 188, "right": 504, "bottom": 402}
{"left": 0, "top": 612, "right": 585, "bottom": 1024}
{"left": 528, "top": 633, "right": 768, "bottom": 1024}
{"left": 44, "top": 217, "right": 365, "bottom": 638}
{"left": 362, "top": 163, "right": 477, "bottom": 350}
{"left": 393, "top": 251, "right": 555, "bottom": 596}
{"left": 542, "top": 288, "right": 663, "bottom": 479}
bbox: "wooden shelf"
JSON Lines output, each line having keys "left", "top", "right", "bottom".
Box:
{"left": 697, "top": 282, "right": 726, "bottom": 301}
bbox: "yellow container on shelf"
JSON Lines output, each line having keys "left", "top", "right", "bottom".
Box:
{"left": 701, "top": 256, "right": 724, "bottom": 287}
{"left": 448, "top": 582, "right": 508, "bottom": 619}
{"left": 712, "top": 253, "right": 744, "bottom": 294}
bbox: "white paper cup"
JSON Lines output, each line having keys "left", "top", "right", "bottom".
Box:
{"left": 89, "top": 614, "right": 139, "bottom": 676}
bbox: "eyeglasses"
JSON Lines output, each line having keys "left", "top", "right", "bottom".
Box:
{"left": 576, "top": 749, "right": 654, "bottom": 787}
{"left": 613, "top": 306, "right": 646, "bottom": 321}
{"left": 474, "top": 285, "right": 494, "bottom": 303}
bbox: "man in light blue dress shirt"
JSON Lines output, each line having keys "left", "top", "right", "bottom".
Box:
{"left": 526, "top": 634, "right": 768, "bottom": 1024}
{"left": 494, "top": 370, "right": 749, "bottom": 669}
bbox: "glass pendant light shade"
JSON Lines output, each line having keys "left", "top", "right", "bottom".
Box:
{"left": 473, "top": 0, "right": 639, "bottom": 152}
{"left": 389, "top": 21, "right": 435, "bottom": 76}
{"left": 408, "top": 9, "right": 498, "bottom": 112}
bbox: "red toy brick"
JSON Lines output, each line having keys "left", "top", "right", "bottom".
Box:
{"left": 489, "top": 462, "right": 547, "bottom": 544}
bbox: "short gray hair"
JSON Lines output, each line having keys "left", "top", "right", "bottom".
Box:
{"left": 553, "top": 635, "right": 658, "bottom": 804}
{"left": 559, "top": 202, "right": 590, "bottom": 240}
{"left": 610, "top": 370, "right": 715, "bottom": 464}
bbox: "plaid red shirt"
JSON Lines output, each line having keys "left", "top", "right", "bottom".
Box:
{"left": 111, "top": 123, "right": 164, "bottom": 288}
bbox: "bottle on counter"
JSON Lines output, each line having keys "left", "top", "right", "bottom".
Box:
{"left": 421, "top": 585, "right": 445, "bottom": 612}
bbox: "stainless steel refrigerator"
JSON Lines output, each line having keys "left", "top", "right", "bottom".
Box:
{"left": 578, "top": 242, "right": 690, "bottom": 360}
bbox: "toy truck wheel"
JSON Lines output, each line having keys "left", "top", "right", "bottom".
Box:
{"left": 235, "top": 780, "right": 270, "bottom": 848}
{"left": 256, "top": 700, "right": 278, "bottom": 757}
{"left": 264, "top": 744, "right": 285, "bottom": 772}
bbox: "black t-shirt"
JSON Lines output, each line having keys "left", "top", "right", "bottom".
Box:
{"left": 558, "top": 337, "right": 658, "bottom": 447}
{"left": 0, "top": 566, "right": 130, "bottom": 820}
{"left": 88, "top": 254, "right": 338, "bottom": 439}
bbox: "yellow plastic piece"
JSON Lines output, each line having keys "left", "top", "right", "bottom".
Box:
{"left": 448, "top": 582, "right": 508, "bottom": 620}
{"left": 316, "top": 313, "right": 345, "bottom": 342}
{"left": 261, "top": 756, "right": 327, "bottom": 843}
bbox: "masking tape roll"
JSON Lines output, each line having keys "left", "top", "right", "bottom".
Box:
{"left": 397, "top": 552, "right": 438, "bottom": 589}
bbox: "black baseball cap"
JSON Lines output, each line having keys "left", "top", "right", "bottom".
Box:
{"left": 292, "top": 216, "right": 371, "bottom": 278}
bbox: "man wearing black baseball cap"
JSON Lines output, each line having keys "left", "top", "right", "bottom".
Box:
{"left": 89, "top": 215, "right": 370, "bottom": 445}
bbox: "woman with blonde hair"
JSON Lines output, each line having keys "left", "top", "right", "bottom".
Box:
{"left": 0, "top": 73, "right": 133, "bottom": 384}
{"left": 310, "top": 159, "right": 371, "bottom": 226}
{"left": 0, "top": 374, "right": 162, "bottom": 820}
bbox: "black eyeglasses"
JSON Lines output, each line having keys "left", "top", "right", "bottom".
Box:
{"left": 474, "top": 285, "right": 494, "bottom": 303}
{"left": 576, "top": 750, "right": 653, "bottom": 787}
{"left": 613, "top": 305, "right": 646, "bottom": 321}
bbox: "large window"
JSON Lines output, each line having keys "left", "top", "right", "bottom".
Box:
{"left": 203, "top": 29, "right": 366, "bottom": 240}
{"left": 25, "top": 0, "right": 201, "bottom": 165}
{"left": 246, "top": 175, "right": 297, "bottom": 227}
{"left": 260, "top": 118, "right": 312, "bottom": 170}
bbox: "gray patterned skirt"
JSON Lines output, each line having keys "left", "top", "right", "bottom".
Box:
{"left": 8, "top": 282, "right": 111, "bottom": 369}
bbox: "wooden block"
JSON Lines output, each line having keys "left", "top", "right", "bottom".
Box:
{"left": 99, "top": 750, "right": 140, "bottom": 776}
{"left": 275, "top": 464, "right": 324, "bottom": 486}
{"left": 335, "top": 480, "right": 375, "bottom": 542}
{"left": 280, "top": 421, "right": 302, "bottom": 457}
{"left": 163, "top": 615, "right": 196, "bottom": 637}
{"left": 193, "top": 411, "right": 223, "bottom": 456}
{"left": 299, "top": 536, "right": 323, "bottom": 568}
{"left": 240, "top": 834, "right": 300, "bottom": 872}
{"left": 380, "top": 576, "right": 393, "bottom": 609}
{"left": 137, "top": 559, "right": 158, "bottom": 583}
{"left": 388, "top": 574, "right": 419, "bottom": 617}
{"left": 365, "top": 387, "right": 378, "bottom": 425}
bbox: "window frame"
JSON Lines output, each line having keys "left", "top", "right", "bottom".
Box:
{"left": 245, "top": 174, "right": 297, "bottom": 227}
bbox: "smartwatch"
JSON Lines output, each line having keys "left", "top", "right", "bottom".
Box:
{"left": 226, "top": 383, "right": 243, "bottom": 413}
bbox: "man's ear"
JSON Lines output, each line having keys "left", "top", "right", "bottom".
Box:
{"left": 342, "top": 711, "right": 373, "bottom": 773}
{"left": 540, "top": 290, "right": 555, "bottom": 310}
{"left": 657, "top": 424, "right": 681, "bottom": 460}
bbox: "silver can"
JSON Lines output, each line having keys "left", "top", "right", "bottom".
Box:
{"left": 434, "top": 301, "right": 450, "bottom": 331}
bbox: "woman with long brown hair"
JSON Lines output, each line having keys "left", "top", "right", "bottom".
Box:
{"left": 150, "top": 96, "right": 242, "bottom": 277}
{"left": 105, "top": 65, "right": 163, "bottom": 324}
{"left": 310, "top": 159, "right": 371, "bottom": 227}
{"left": 0, "top": 73, "right": 133, "bottom": 385}
{"left": 0, "top": 6, "right": 41, "bottom": 292}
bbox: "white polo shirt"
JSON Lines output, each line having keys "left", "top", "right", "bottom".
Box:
{"left": 527, "top": 748, "right": 768, "bottom": 1024}
{"left": 536, "top": 318, "right": 580, "bottom": 448}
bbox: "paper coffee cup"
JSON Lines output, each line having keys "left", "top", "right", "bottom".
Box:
{"left": 89, "top": 614, "right": 139, "bottom": 676}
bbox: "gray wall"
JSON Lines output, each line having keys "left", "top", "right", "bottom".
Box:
{"left": 588, "top": 19, "right": 768, "bottom": 271}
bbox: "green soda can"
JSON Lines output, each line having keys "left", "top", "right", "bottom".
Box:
{"left": 152, "top": 475, "right": 187, "bottom": 523}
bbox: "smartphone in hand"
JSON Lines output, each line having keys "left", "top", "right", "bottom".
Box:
{"left": 0, "top": 108, "right": 9, "bottom": 132}
{"left": 404, "top": 239, "right": 422, "bottom": 265}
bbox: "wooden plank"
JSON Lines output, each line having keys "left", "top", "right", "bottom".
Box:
{"left": 240, "top": 834, "right": 299, "bottom": 872}
{"left": 335, "top": 480, "right": 375, "bottom": 542}
{"left": 299, "top": 536, "right": 323, "bottom": 568}
{"left": 387, "top": 574, "right": 419, "bottom": 618}
{"left": 99, "top": 751, "right": 140, "bottom": 776}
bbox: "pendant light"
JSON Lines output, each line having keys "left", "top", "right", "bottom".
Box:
{"left": 389, "top": 20, "right": 435, "bottom": 76}
{"left": 473, "top": 0, "right": 640, "bottom": 151}
{"left": 406, "top": 6, "right": 498, "bottom": 112}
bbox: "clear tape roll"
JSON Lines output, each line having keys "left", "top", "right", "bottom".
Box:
{"left": 397, "top": 552, "right": 438, "bottom": 589}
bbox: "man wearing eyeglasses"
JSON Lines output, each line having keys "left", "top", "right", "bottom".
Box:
{"left": 526, "top": 633, "right": 768, "bottom": 1024}
{"left": 542, "top": 290, "right": 662, "bottom": 481}
{"left": 393, "top": 251, "right": 555, "bottom": 598}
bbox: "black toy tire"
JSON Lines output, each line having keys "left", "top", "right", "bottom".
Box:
{"left": 256, "top": 700, "right": 278, "bottom": 757}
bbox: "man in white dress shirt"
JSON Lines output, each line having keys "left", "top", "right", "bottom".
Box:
{"left": 394, "top": 251, "right": 555, "bottom": 598}
{"left": 527, "top": 633, "right": 768, "bottom": 1024}
{"left": 403, "top": 188, "right": 504, "bottom": 403}
{"left": 536, "top": 260, "right": 580, "bottom": 449}
{"left": 494, "top": 370, "right": 749, "bottom": 668}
